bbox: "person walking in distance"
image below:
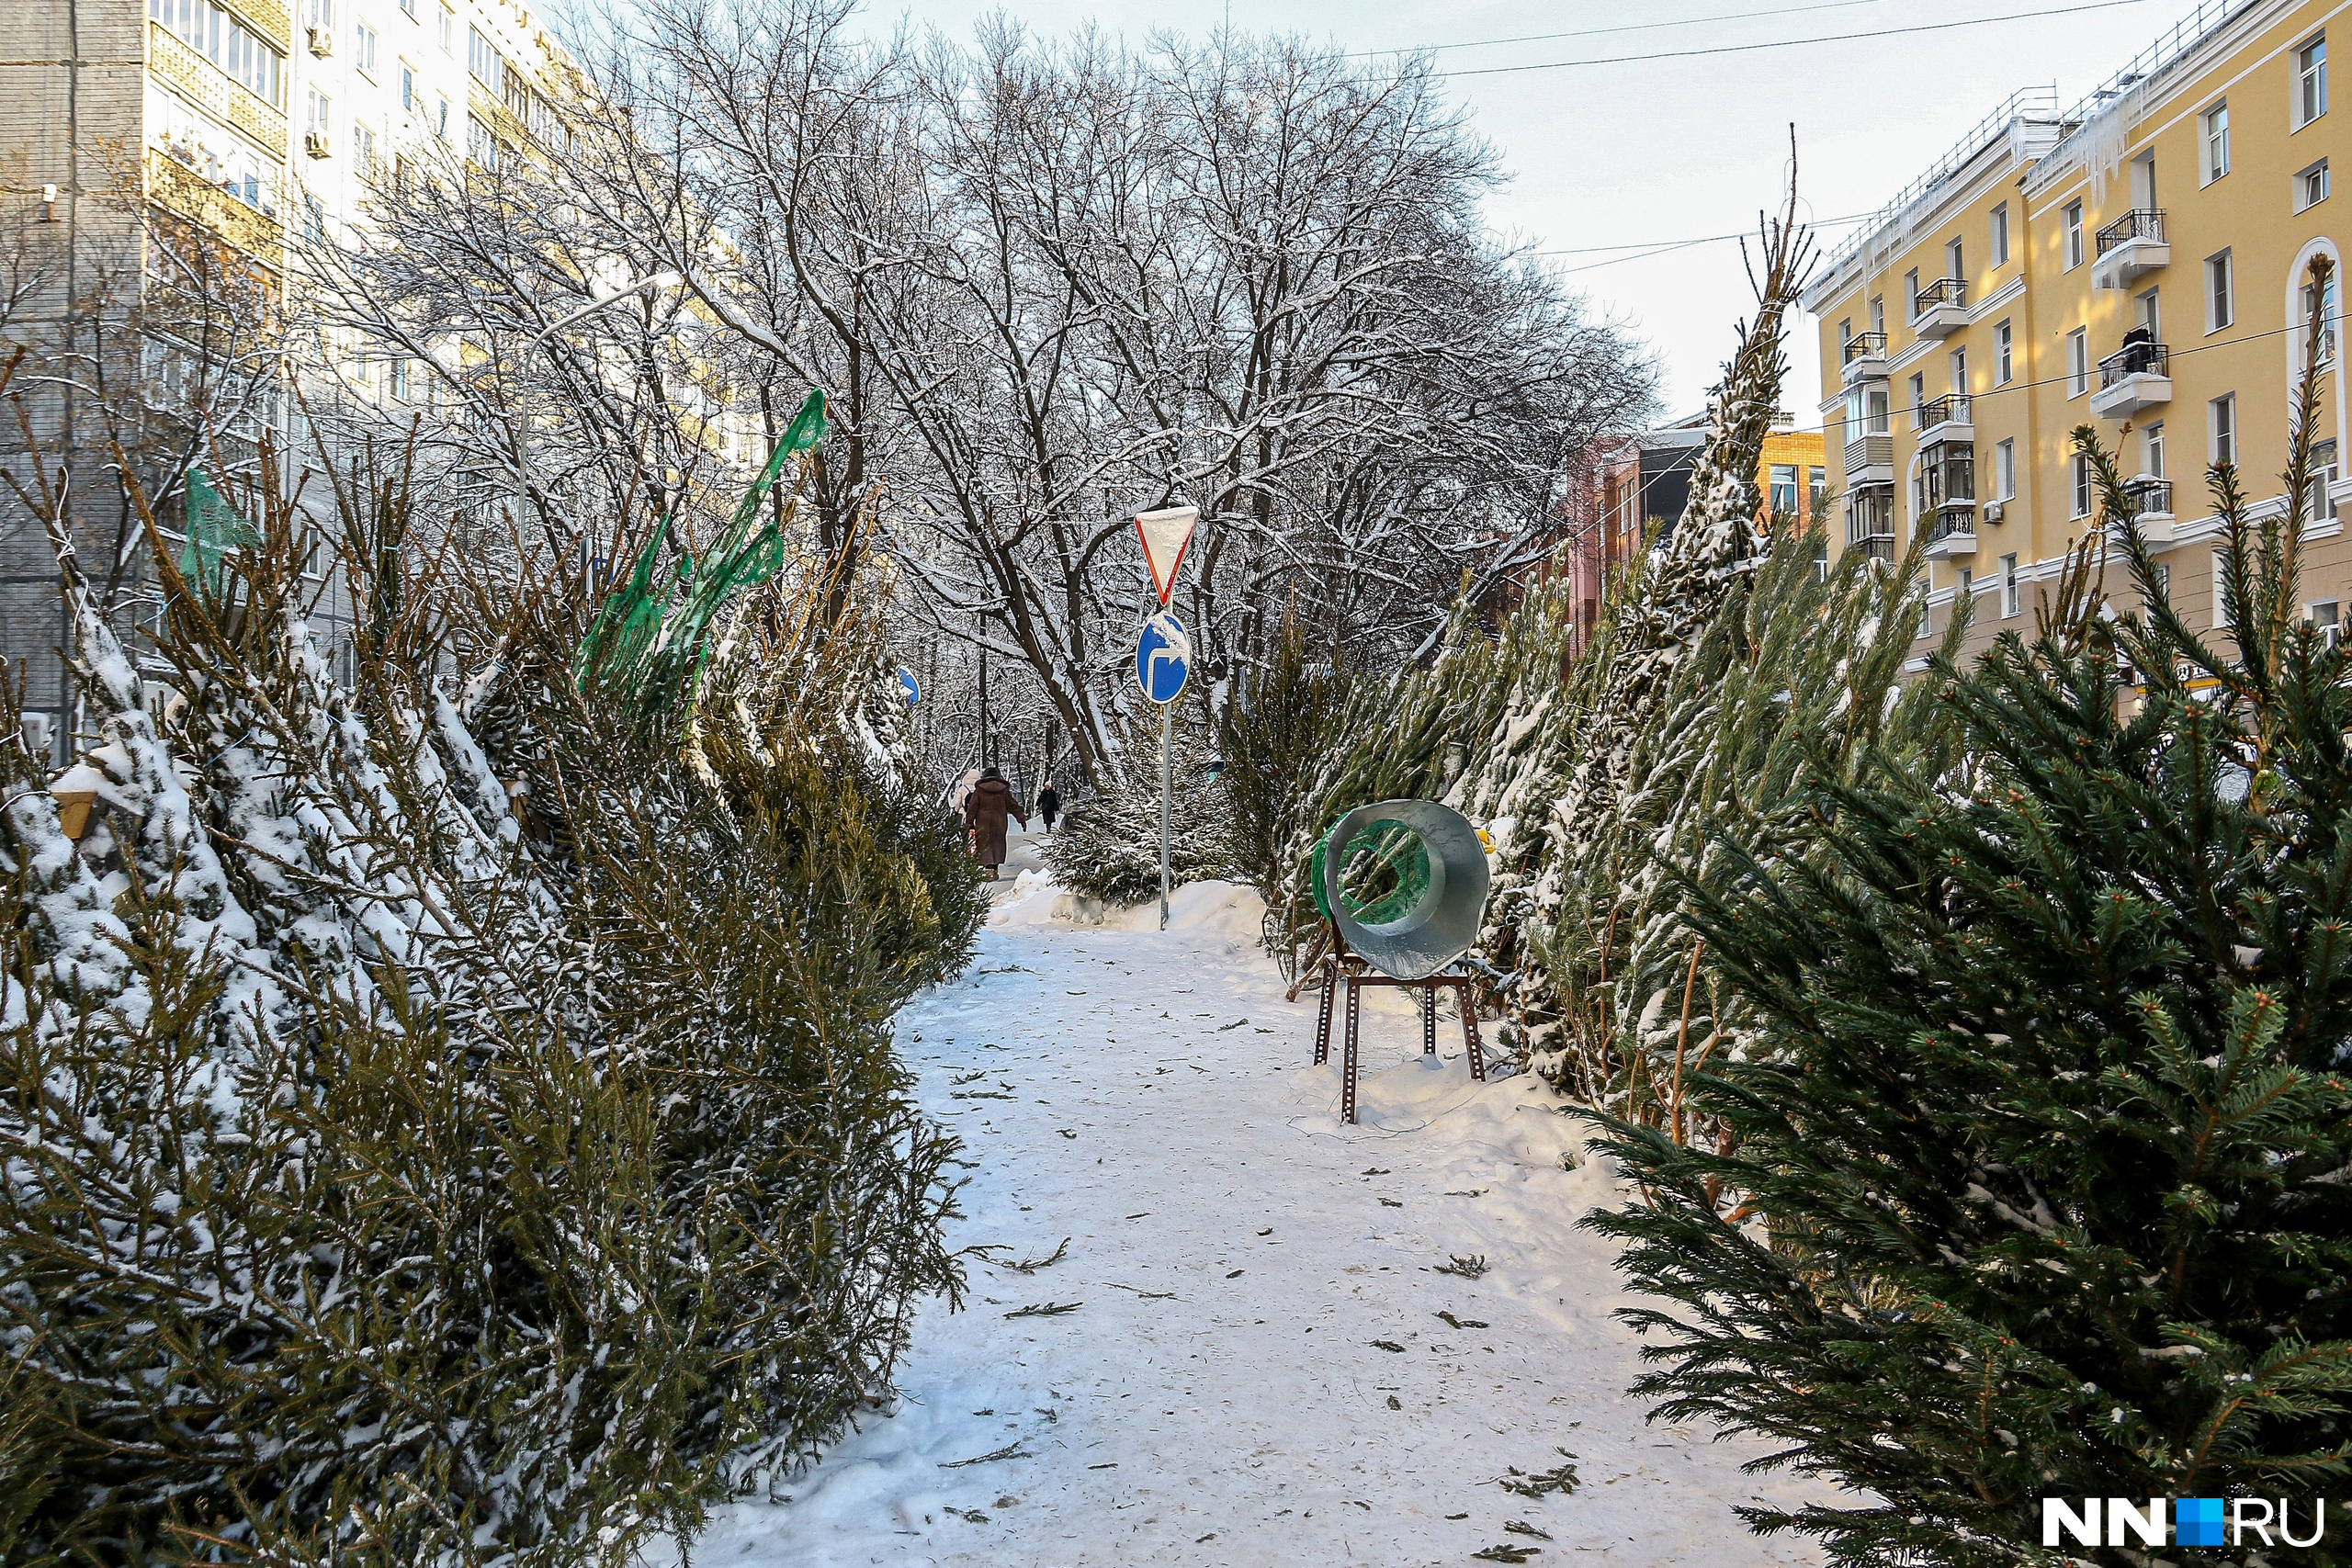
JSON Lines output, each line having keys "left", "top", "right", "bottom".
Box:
{"left": 964, "top": 767, "right": 1027, "bottom": 880}
{"left": 1036, "top": 779, "right": 1062, "bottom": 834}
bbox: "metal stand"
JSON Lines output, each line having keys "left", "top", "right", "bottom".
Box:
{"left": 1310, "top": 928, "right": 1486, "bottom": 1124}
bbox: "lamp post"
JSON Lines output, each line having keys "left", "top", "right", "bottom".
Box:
{"left": 510, "top": 270, "right": 683, "bottom": 528}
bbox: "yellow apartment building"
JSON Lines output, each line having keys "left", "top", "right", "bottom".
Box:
{"left": 1805, "top": 0, "right": 2352, "bottom": 659}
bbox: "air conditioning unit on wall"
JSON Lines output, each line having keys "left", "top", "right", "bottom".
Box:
{"left": 304, "top": 130, "right": 331, "bottom": 158}
{"left": 307, "top": 25, "right": 332, "bottom": 54}
{"left": 1983, "top": 501, "right": 2006, "bottom": 525}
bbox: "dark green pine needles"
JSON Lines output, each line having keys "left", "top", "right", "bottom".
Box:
{"left": 1583, "top": 429, "right": 2352, "bottom": 1563}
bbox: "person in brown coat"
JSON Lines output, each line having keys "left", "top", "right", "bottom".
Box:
{"left": 963, "top": 767, "right": 1027, "bottom": 879}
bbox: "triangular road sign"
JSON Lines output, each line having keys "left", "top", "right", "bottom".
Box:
{"left": 1134, "top": 504, "right": 1199, "bottom": 604}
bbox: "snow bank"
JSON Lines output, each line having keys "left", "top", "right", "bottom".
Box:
{"left": 992, "top": 873, "right": 1266, "bottom": 942}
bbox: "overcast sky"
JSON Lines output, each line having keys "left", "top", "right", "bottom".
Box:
{"left": 870, "top": 0, "right": 2217, "bottom": 426}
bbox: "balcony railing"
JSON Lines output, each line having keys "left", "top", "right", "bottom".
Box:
{"left": 1915, "top": 393, "right": 1972, "bottom": 431}
{"left": 1842, "top": 331, "right": 1888, "bottom": 366}
{"left": 2121, "top": 476, "right": 2175, "bottom": 516}
{"left": 2099, "top": 342, "right": 2170, "bottom": 386}
{"left": 2095, "top": 208, "right": 2166, "bottom": 254}
{"left": 1928, "top": 509, "right": 1976, "bottom": 544}
{"left": 1911, "top": 276, "right": 1966, "bottom": 317}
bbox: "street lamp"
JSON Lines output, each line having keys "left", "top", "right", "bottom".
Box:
{"left": 510, "top": 269, "right": 683, "bottom": 525}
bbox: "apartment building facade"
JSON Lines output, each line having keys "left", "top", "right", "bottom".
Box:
{"left": 1805, "top": 0, "right": 2352, "bottom": 657}
{"left": 2, "top": 0, "right": 576, "bottom": 753}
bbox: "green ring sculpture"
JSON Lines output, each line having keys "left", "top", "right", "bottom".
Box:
{"left": 1311, "top": 799, "right": 1491, "bottom": 982}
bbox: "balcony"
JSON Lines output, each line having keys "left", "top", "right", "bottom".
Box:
{"left": 1914, "top": 393, "right": 1973, "bottom": 444}
{"left": 1924, "top": 505, "right": 1978, "bottom": 559}
{"left": 2115, "top": 474, "right": 2177, "bottom": 544}
{"left": 1847, "top": 484, "right": 1895, "bottom": 562}
{"left": 1839, "top": 330, "right": 1888, "bottom": 386}
{"left": 1909, "top": 276, "right": 1968, "bottom": 339}
{"left": 2092, "top": 208, "right": 2168, "bottom": 290}
{"left": 2090, "top": 342, "right": 2172, "bottom": 418}
{"left": 1843, "top": 432, "right": 1893, "bottom": 486}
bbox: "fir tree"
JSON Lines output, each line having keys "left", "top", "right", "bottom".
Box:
{"left": 1042, "top": 697, "right": 1234, "bottom": 905}
{"left": 1583, "top": 276, "right": 2352, "bottom": 1565}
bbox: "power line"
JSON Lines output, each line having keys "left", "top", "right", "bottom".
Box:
{"left": 1351, "top": 0, "right": 1899, "bottom": 57}
{"left": 1533, "top": 210, "right": 1878, "bottom": 256}
{"left": 1435, "top": 0, "right": 2161, "bottom": 78}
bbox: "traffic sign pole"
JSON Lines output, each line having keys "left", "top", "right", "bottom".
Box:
{"left": 1159, "top": 701, "right": 1172, "bottom": 930}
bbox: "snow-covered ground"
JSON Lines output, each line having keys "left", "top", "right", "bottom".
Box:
{"left": 672, "top": 860, "right": 1830, "bottom": 1566}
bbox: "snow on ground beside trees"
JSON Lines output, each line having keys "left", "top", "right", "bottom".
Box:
{"left": 670, "top": 844, "right": 1832, "bottom": 1566}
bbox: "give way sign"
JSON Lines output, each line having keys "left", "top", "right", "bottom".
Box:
{"left": 1134, "top": 504, "right": 1199, "bottom": 604}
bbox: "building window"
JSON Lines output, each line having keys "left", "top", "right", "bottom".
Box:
{"left": 2299, "top": 35, "right": 2328, "bottom": 128}
{"left": 1869, "top": 295, "right": 1884, "bottom": 336}
{"left": 307, "top": 87, "right": 331, "bottom": 141}
{"left": 305, "top": 0, "right": 331, "bottom": 28}
{"left": 1907, "top": 372, "right": 1925, "bottom": 415}
{"left": 149, "top": 0, "right": 283, "bottom": 107}
{"left": 1996, "top": 320, "right": 2013, "bottom": 384}
{"left": 1991, "top": 202, "right": 2009, "bottom": 266}
{"left": 2304, "top": 438, "right": 2340, "bottom": 521}
{"left": 1770, "top": 464, "right": 1799, "bottom": 515}
{"left": 1996, "top": 437, "right": 2016, "bottom": 500}
{"left": 438, "top": 1, "right": 453, "bottom": 51}
{"left": 1809, "top": 465, "right": 1826, "bottom": 513}
{"left": 2002, "top": 553, "right": 2020, "bottom": 618}
{"left": 2302, "top": 265, "right": 2339, "bottom": 365}
{"left": 2064, "top": 202, "right": 2084, "bottom": 269}
{"left": 2301, "top": 158, "right": 2331, "bottom": 210}
{"left": 437, "top": 94, "right": 451, "bottom": 139}
{"left": 1958, "top": 567, "right": 1973, "bottom": 597}
{"left": 1905, "top": 267, "right": 1920, "bottom": 318}
{"left": 399, "top": 0, "right": 415, "bottom": 15}
{"left": 469, "top": 25, "right": 503, "bottom": 88}
{"left": 2211, "top": 392, "right": 2237, "bottom": 467}
{"left": 2208, "top": 249, "right": 2234, "bottom": 331}
{"left": 1838, "top": 317, "right": 1851, "bottom": 352}
{"left": 1946, "top": 236, "right": 1964, "bottom": 282}
{"left": 390, "top": 356, "right": 411, "bottom": 400}
{"left": 2067, "top": 328, "right": 2089, "bottom": 397}
{"left": 1950, "top": 347, "right": 1968, "bottom": 394}
{"left": 354, "top": 19, "right": 376, "bottom": 73}
{"left": 2312, "top": 600, "right": 2342, "bottom": 645}
{"left": 352, "top": 121, "right": 374, "bottom": 171}
{"left": 302, "top": 190, "right": 325, "bottom": 243}
{"left": 2204, "top": 101, "right": 2231, "bottom": 182}
{"left": 467, "top": 113, "right": 499, "bottom": 171}
{"left": 2145, "top": 421, "right": 2165, "bottom": 479}
{"left": 400, "top": 62, "right": 415, "bottom": 111}
{"left": 2072, "top": 452, "right": 2095, "bottom": 518}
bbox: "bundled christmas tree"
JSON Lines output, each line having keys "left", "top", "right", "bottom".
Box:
{"left": 1042, "top": 697, "right": 1234, "bottom": 905}
{"left": 1584, "top": 276, "right": 2352, "bottom": 1564}
{"left": 0, "top": 429, "right": 982, "bottom": 1564}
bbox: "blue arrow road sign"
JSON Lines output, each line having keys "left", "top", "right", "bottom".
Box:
{"left": 899, "top": 668, "right": 920, "bottom": 705}
{"left": 1136, "top": 612, "right": 1191, "bottom": 705}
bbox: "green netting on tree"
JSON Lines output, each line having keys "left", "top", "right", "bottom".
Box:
{"left": 576, "top": 388, "right": 829, "bottom": 717}
{"left": 181, "top": 468, "right": 257, "bottom": 600}
{"left": 1310, "top": 818, "right": 1431, "bottom": 926}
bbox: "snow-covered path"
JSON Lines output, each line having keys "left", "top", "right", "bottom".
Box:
{"left": 677, "top": 879, "right": 1829, "bottom": 1567}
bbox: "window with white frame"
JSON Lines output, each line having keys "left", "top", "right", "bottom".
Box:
{"left": 352, "top": 121, "right": 374, "bottom": 170}
{"left": 1770, "top": 464, "right": 1799, "bottom": 514}
{"left": 2002, "top": 553, "right": 2020, "bottom": 617}
{"left": 437, "top": 1, "right": 452, "bottom": 51}
{"left": 2312, "top": 599, "right": 2342, "bottom": 645}
{"left": 2072, "top": 452, "right": 2094, "bottom": 518}
{"left": 2303, "top": 438, "right": 2339, "bottom": 521}
{"left": 305, "top": 0, "right": 330, "bottom": 28}
{"left": 1991, "top": 203, "right": 2009, "bottom": 266}
{"left": 354, "top": 19, "right": 376, "bottom": 73}
{"left": 2302, "top": 265, "right": 2339, "bottom": 364}
{"left": 2145, "top": 421, "right": 2165, "bottom": 479}
{"left": 2064, "top": 202, "right": 2084, "bottom": 269}
{"left": 307, "top": 87, "right": 330, "bottom": 142}
{"left": 2301, "top": 158, "right": 2331, "bottom": 210}
{"left": 1950, "top": 347, "right": 1967, "bottom": 394}
{"left": 390, "top": 356, "right": 411, "bottom": 400}
{"left": 1869, "top": 295, "right": 1884, "bottom": 335}
{"left": 1946, "top": 236, "right": 1964, "bottom": 282}
{"left": 2208, "top": 249, "right": 2234, "bottom": 330}
{"left": 1996, "top": 437, "right": 2016, "bottom": 499}
{"left": 2068, "top": 328, "right": 2089, "bottom": 396}
{"left": 2137, "top": 286, "right": 2160, "bottom": 339}
{"left": 1958, "top": 567, "right": 1973, "bottom": 598}
{"left": 1908, "top": 372, "right": 1925, "bottom": 415}
{"left": 2216, "top": 550, "right": 2234, "bottom": 626}
{"left": 1905, "top": 267, "right": 1920, "bottom": 317}
{"left": 2299, "top": 35, "right": 2328, "bottom": 128}
{"left": 436, "top": 93, "right": 450, "bottom": 139}
{"left": 2204, "top": 101, "right": 2231, "bottom": 181}
{"left": 2211, "top": 392, "right": 2238, "bottom": 466}
{"left": 1996, "top": 320, "right": 2013, "bottom": 384}
{"left": 399, "top": 0, "right": 414, "bottom": 15}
